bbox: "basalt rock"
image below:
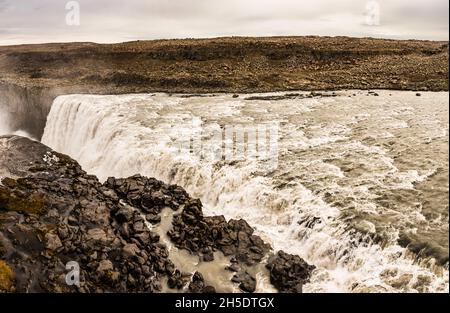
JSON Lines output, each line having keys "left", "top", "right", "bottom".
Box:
{"left": 0, "top": 136, "right": 180, "bottom": 292}
{"left": 244, "top": 91, "right": 338, "bottom": 101}
{"left": 168, "top": 200, "right": 271, "bottom": 266}
{"left": 105, "top": 175, "right": 190, "bottom": 214}
{"left": 266, "top": 251, "right": 316, "bottom": 293}
{"left": 232, "top": 271, "right": 257, "bottom": 293}
{"left": 188, "top": 271, "right": 216, "bottom": 293}
{"left": 0, "top": 136, "right": 315, "bottom": 293}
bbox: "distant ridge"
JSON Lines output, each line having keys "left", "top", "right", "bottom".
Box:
{"left": 0, "top": 36, "right": 448, "bottom": 93}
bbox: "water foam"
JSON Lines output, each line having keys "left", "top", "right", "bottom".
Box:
{"left": 42, "top": 91, "right": 449, "bottom": 293}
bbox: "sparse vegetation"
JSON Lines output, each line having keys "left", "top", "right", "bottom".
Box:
{"left": 0, "top": 260, "right": 14, "bottom": 292}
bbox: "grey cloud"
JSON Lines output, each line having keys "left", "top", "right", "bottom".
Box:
{"left": 0, "top": 0, "right": 448, "bottom": 45}
{"left": 0, "top": 0, "right": 10, "bottom": 12}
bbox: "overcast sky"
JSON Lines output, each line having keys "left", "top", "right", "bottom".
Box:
{"left": 0, "top": 0, "right": 448, "bottom": 45}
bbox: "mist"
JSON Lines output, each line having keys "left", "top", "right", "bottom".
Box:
{"left": 0, "top": 110, "right": 12, "bottom": 134}
{"left": 0, "top": 109, "right": 34, "bottom": 138}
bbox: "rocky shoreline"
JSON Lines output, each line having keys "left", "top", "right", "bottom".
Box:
{"left": 0, "top": 136, "right": 315, "bottom": 293}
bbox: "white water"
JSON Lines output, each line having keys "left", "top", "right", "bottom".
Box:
{"left": 42, "top": 91, "right": 449, "bottom": 293}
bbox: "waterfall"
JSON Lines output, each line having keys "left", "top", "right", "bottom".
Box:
{"left": 42, "top": 91, "right": 449, "bottom": 293}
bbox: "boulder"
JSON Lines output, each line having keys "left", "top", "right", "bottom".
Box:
{"left": 266, "top": 251, "right": 315, "bottom": 293}
{"left": 232, "top": 271, "right": 257, "bottom": 293}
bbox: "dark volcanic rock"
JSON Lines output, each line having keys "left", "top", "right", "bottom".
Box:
{"left": 266, "top": 251, "right": 316, "bottom": 293}
{"left": 167, "top": 269, "right": 187, "bottom": 290}
{"left": 104, "top": 175, "right": 190, "bottom": 213}
{"left": 168, "top": 199, "right": 270, "bottom": 266}
{"left": 188, "top": 271, "right": 216, "bottom": 293}
{"left": 0, "top": 136, "right": 315, "bottom": 293}
{"left": 244, "top": 91, "right": 338, "bottom": 101}
{"left": 232, "top": 271, "right": 257, "bottom": 293}
{"left": 0, "top": 136, "right": 181, "bottom": 292}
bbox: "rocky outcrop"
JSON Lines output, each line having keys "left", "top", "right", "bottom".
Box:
{"left": 0, "top": 136, "right": 173, "bottom": 292}
{"left": 266, "top": 251, "right": 316, "bottom": 293}
{"left": 188, "top": 272, "right": 216, "bottom": 293}
{"left": 244, "top": 91, "right": 339, "bottom": 101}
{"left": 168, "top": 200, "right": 270, "bottom": 266}
{"left": 0, "top": 136, "right": 315, "bottom": 293}
{"left": 231, "top": 271, "right": 257, "bottom": 293}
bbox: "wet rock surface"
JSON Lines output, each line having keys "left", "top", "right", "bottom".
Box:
{"left": 188, "top": 271, "right": 216, "bottom": 293}
{"left": 231, "top": 271, "right": 257, "bottom": 293}
{"left": 266, "top": 251, "right": 316, "bottom": 293}
{"left": 0, "top": 136, "right": 315, "bottom": 293}
{"left": 168, "top": 200, "right": 270, "bottom": 266}
{"left": 244, "top": 91, "right": 338, "bottom": 101}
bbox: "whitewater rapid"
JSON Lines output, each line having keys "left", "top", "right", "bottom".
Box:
{"left": 41, "top": 90, "right": 449, "bottom": 293}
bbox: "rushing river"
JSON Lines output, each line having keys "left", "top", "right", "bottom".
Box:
{"left": 41, "top": 90, "right": 449, "bottom": 293}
